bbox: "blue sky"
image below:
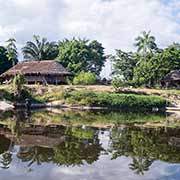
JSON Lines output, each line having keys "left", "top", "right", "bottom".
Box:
{"left": 0, "top": 0, "right": 179, "bottom": 77}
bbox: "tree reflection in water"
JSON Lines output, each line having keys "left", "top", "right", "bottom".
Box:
{"left": 0, "top": 109, "right": 179, "bottom": 176}
{"left": 109, "top": 126, "right": 180, "bottom": 175}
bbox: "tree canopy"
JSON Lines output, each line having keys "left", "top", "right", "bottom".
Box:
{"left": 134, "top": 31, "right": 158, "bottom": 54}
{"left": 6, "top": 38, "right": 18, "bottom": 66}
{"left": 22, "top": 35, "right": 59, "bottom": 61}
{"left": 0, "top": 46, "right": 13, "bottom": 75}
{"left": 56, "top": 38, "right": 106, "bottom": 76}
{"left": 112, "top": 31, "right": 180, "bottom": 87}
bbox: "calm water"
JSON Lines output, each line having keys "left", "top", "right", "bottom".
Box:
{"left": 0, "top": 109, "right": 179, "bottom": 180}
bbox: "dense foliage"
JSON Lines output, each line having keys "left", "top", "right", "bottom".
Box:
{"left": 56, "top": 38, "right": 106, "bottom": 75}
{"left": 66, "top": 90, "right": 166, "bottom": 110}
{"left": 73, "top": 72, "right": 97, "bottom": 85}
{"left": 112, "top": 31, "right": 180, "bottom": 88}
{"left": 6, "top": 38, "right": 18, "bottom": 66}
{"left": 0, "top": 46, "right": 13, "bottom": 75}
{"left": 22, "top": 35, "right": 59, "bottom": 60}
{"left": 0, "top": 110, "right": 179, "bottom": 171}
{"left": 13, "top": 74, "right": 26, "bottom": 97}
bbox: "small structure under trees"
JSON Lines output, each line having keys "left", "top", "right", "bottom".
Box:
{"left": 161, "top": 70, "right": 180, "bottom": 88}
{"left": 1, "top": 60, "right": 73, "bottom": 85}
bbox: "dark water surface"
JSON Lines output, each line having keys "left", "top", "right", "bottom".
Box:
{"left": 0, "top": 109, "right": 179, "bottom": 180}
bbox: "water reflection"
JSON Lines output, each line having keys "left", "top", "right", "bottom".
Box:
{"left": 0, "top": 109, "right": 179, "bottom": 180}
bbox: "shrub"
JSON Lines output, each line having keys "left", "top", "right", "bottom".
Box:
{"left": 66, "top": 90, "right": 166, "bottom": 110}
{"left": 111, "top": 77, "right": 125, "bottom": 88}
{"left": 73, "top": 72, "right": 97, "bottom": 85}
{"left": 13, "top": 74, "right": 26, "bottom": 97}
{"left": 112, "top": 77, "right": 139, "bottom": 89}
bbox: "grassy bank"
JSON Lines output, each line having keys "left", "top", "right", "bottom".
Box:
{"left": 0, "top": 85, "right": 167, "bottom": 111}
{"left": 64, "top": 90, "right": 166, "bottom": 110}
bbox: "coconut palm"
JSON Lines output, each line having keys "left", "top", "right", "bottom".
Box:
{"left": 6, "top": 38, "right": 18, "bottom": 66}
{"left": 134, "top": 31, "right": 157, "bottom": 54}
{"left": 22, "top": 35, "right": 59, "bottom": 61}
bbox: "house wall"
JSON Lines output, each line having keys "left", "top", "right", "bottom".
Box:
{"left": 25, "top": 75, "right": 68, "bottom": 85}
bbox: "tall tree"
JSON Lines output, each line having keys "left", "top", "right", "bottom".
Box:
{"left": 112, "top": 50, "right": 138, "bottom": 81}
{"left": 56, "top": 38, "right": 106, "bottom": 75}
{"left": 133, "top": 43, "right": 180, "bottom": 86}
{"left": 134, "top": 31, "right": 157, "bottom": 55}
{"left": 22, "top": 35, "right": 59, "bottom": 61}
{"left": 6, "top": 38, "right": 18, "bottom": 66}
{"left": 0, "top": 46, "right": 13, "bottom": 75}
{"left": 87, "top": 40, "right": 106, "bottom": 75}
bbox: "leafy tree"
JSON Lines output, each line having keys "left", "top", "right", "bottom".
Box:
{"left": 112, "top": 50, "right": 139, "bottom": 81}
{"left": 13, "top": 74, "right": 26, "bottom": 97}
{"left": 73, "top": 72, "right": 97, "bottom": 85}
{"left": 56, "top": 38, "right": 106, "bottom": 75}
{"left": 134, "top": 43, "right": 180, "bottom": 86}
{"left": 0, "top": 46, "right": 13, "bottom": 75}
{"left": 111, "top": 31, "right": 180, "bottom": 88}
{"left": 6, "top": 38, "right": 18, "bottom": 66}
{"left": 87, "top": 40, "right": 106, "bottom": 75}
{"left": 57, "top": 38, "right": 89, "bottom": 74}
{"left": 134, "top": 31, "right": 158, "bottom": 54}
{"left": 22, "top": 35, "right": 59, "bottom": 60}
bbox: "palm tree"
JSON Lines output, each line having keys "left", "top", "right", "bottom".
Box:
{"left": 6, "top": 38, "right": 18, "bottom": 66}
{"left": 134, "top": 31, "right": 157, "bottom": 54}
{"left": 22, "top": 35, "right": 59, "bottom": 61}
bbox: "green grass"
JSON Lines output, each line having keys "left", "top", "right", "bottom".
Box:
{"left": 66, "top": 90, "right": 167, "bottom": 110}
{"left": 0, "top": 85, "right": 167, "bottom": 111}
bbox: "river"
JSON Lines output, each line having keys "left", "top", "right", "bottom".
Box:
{"left": 0, "top": 109, "right": 179, "bottom": 180}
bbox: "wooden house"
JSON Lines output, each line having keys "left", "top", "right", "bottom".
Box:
{"left": 1, "top": 60, "right": 73, "bottom": 85}
{"left": 161, "top": 70, "right": 180, "bottom": 88}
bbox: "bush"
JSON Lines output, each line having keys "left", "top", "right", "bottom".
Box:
{"left": 13, "top": 74, "right": 26, "bottom": 97}
{"left": 73, "top": 72, "right": 97, "bottom": 85}
{"left": 112, "top": 77, "right": 125, "bottom": 88}
{"left": 66, "top": 90, "right": 166, "bottom": 110}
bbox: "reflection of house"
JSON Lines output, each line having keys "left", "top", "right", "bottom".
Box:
{"left": 161, "top": 70, "right": 180, "bottom": 88}
{"left": 1, "top": 60, "right": 73, "bottom": 85}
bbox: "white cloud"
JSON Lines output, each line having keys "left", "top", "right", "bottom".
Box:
{"left": 0, "top": 0, "right": 179, "bottom": 77}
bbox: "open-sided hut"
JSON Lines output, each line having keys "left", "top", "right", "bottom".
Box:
{"left": 1, "top": 60, "right": 73, "bottom": 85}
{"left": 161, "top": 70, "right": 180, "bottom": 88}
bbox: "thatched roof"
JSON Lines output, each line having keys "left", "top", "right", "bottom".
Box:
{"left": 161, "top": 70, "right": 180, "bottom": 82}
{"left": 1, "top": 60, "right": 72, "bottom": 77}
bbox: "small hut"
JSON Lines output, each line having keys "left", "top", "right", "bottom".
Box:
{"left": 161, "top": 70, "right": 180, "bottom": 88}
{"left": 1, "top": 60, "right": 73, "bottom": 85}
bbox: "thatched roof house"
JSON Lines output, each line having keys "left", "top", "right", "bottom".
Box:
{"left": 1, "top": 60, "right": 73, "bottom": 85}
{"left": 161, "top": 70, "right": 180, "bottom": 88}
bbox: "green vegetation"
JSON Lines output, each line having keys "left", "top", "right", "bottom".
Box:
{"left": 56, "top": 38, "right": 106, "bottom": 76}
{"left": 73, "top": 72, "right": 97, "bottom": 85}
{"left": 110, "top": 126, "right": 180, "bottom": 174}
{"left": 0, "top": 31, "right": 180, "bottom": 90}
{"left": 29, "top": 110, "right": 165, "bottom": 125}
{"left": 0, "top": 85, "right": 167, "bottom": 110}
{"left": 0, "top": 110, "right": 179, "bottom": 170}
{"left": 112, "top": 31, "right": 180, "bottom": 88}
{"left": 13, "top": 74, "right": 26, "bottom": 97}
{"left": 0, "top": 47, "right": 14, "bottom": 76}
{"left": 65, "top": 90, "right": 166, "bottom": 110}
{"left": 22, "top": 35, "right": 59, "bottom": 60}
{"left": 6, "top": 38, "right": 18, "bottom": 66}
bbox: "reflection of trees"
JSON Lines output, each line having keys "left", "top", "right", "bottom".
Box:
{"left": 17, "top": 146, "right": 54, "bottom": 167}
{"left": 0, "top": 152, "right": 12, "bottom": 169}
{"left": 0, "top": 135, "right": 13, "bottom": 169}
{"left": 110, "top": 126, "right": 180, "bottom": 175}
{"left": 16, "top": 127, "right": 102, "bottom": 167}
{"left": 129, "top": 157, "right": 153, "bottom": 175}
{"left": 53, "top": 127, "right": 102, "bottom": 166}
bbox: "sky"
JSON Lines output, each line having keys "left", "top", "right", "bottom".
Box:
{"left": 0, "top": 0, "right": 180, "bottom": 77}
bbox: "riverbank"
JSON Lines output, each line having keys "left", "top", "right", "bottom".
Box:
{"left": 0, "top": 85, "right": 167, "bottom": 111}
